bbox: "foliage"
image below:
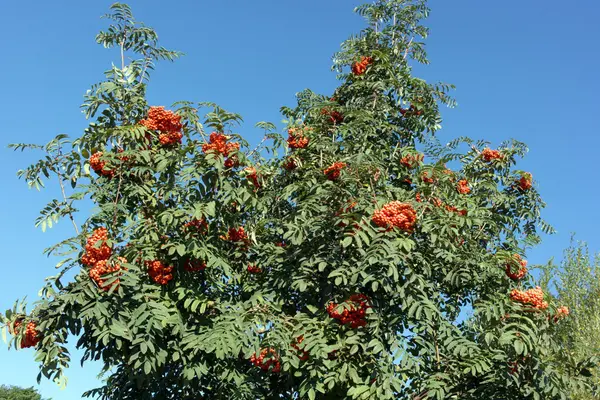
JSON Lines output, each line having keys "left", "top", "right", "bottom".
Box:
{"left": 0, "top": 385, "right": 45, "bottom": 400}
{"left": 537, "top": 239, "right": 600, "bottom": 399}
{"left": 2, "top": 1, "right": 595, "bottom": 399}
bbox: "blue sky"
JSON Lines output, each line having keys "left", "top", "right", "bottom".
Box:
{"left": 1, "top": 0, "right": 598, "bottom": 398}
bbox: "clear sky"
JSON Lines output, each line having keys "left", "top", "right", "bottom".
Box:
{"left": 0, "top": 1, "right": 598, "bottom": 398}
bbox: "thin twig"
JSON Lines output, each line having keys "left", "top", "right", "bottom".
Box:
{"left": 403, "top": 37, "right": 414, "bottom": 60}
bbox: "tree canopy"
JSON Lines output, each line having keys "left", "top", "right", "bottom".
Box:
{"left": 2, "top": 1, "right": 596, "bottom": 399}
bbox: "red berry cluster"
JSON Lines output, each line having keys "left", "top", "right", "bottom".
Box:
{"left": 245, "top": 167, "right": 261, "bottom": 188}
{"left": 222, "top": 227, "right": 249, "bottom": 243}
{"left": 505, "top": 254, "right": 528, "bottom": 281}
{"left": 89, "top": 257, "right": 127, "bottom": 291}
{"left": 184, "top": 259, "right": 206, "bottom": 272}
{"left": 146, "top": 260, "right": 174, "bottom": 285}
{"left": 291, "top": 335, "right": 309, "bottom": 361}
{"left": 81, "top": 228, "right": 112, "bottom": 267}
{"left": 320, "top": 108, "right": 344, "bottom": 124}
{"left": 11, "top": 320, "right": 40, "bottom": 349}
{"left": 282, "top": 157, "right": 299, "bottom": 171}
{"left": 89, "top": 152, "right": 115, "bottom": 178}
{"left": 481, "top": 148, "right": 503, "bottom": 162}
{"left": 250, "top": 348, "right": 281, "bottom": 373}
{"left": 421, "top": 171, "right": 435, "bottom": 184}
{"left": 183, "top": 218, "right": 208, "bottom": 234}
{"left": 400, "top": 153, "right": 424, "bottom": 169}
{"left": 457, "top": 179, "right": 471, "bottom": 195}
{"left": 140, "top": 106, "right": 183, "bottom": 146}
{"left": 372, "top": 201, "right": 417, "bottom": 232}
{"left": 518, "top": 173, "right": 533, "bottom": 191}
{"left": 553, "top": 306, "right": 570, "bottom": 322}
{"left": 510, "top": 287, "right": 548, "bottom": 310}
{"left": 327, "top": 294, "right": 371, "bottom": 328}
{"left": 202, "top": 132, "right": 240, "bottom": 166}
{"left": 287, "top": 127, "right": 310, "bottom": 149}
{"left": 444, "top": 204, "right": 468, "bottom": 216}
{"left": 247, "top": 264, "right": 262, "bottom": 274}
{"left": 400, "top": 105, "right": 423, "bottom": 116}
{"left": 351, "top": 56, "right": 373, "bottom": 76}
{"left": 324, "top": 162, "right": 347, "bottom": 181}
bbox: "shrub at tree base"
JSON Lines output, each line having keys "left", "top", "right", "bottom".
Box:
{"left": 1, "top": 0, "right": 595, "bottom": 399}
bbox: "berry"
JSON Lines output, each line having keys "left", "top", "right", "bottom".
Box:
{"left": 421, "top": 171, "right": 435, "bottom": 184}
{"left": 481, "top": 148, "right": 503, "bottom": 162}
{"left": 372, "top": 201, "right": 417, "bottom": 232}
{"left": 510, "top": 287, "right": 548, "bottom": 310}
{"left": 202, "top": 132, "right": 240, "bottom": 156}
{"left": 81, "top": 228, "right": 112, "bottom": 266}
{"left": 505, "top": 254, "right": 528, "bottom": 281}
{"left": 89, "top": 256, "right": 127, "bottom": 291}
{"left": 184, "top": 259, "right": 207, "bottom": 272}
{"left": 146, "top": 260, "right": 174, "bottom": 285}
{"left": 183, "top": 218, "right": 208, "bottom": 234}
{"left": 351, "top": 56, "right": 373, "bottom": 76}
{"left": 327, "top": 294, "right": 371, "bottom": 328}
{"left": 320, "top": 108, "right": 344, "bottom": 124}
{"left": 518, "top": 173, "right": 533, "bottom": 191}
{"left": 250, "top": 348, "right": 281, "bottom": 373}
{"left": 553, "top": 306, "right": 569, "bottom": 322}
{"left": 457, "top": 179, "right": 471, "bottom": 195}
{"left": 287, "top": 127, "right": 309, "bottom": 149}
{"left": 89, "top": 152, "right": 115, "bottom": 178}
{"left": 400, "top": 153, "right": 424, "bottom": 169}
{"left": 247, "top": 264, "right": 262, "bottom": 274}
{"left": 291, "top": 335, "right": 309, "bottom": 361}
{"left": 324, "top": 162, "right": 347, "bottom": 181}
{"left": 140, "top": 106, "right": 183, "bottom": 146}
{"left": 245, "top": 167, "right": 261, "bottom": 188}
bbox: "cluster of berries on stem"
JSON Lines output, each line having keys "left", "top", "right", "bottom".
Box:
{"left": 510, "top": 287, "right": 548, "bottom": 310}
{"left": 327, "top": 294, "right": 371, "bottom": 328}
{"left": 183, "top": 218, "right": 208, "bottom": 234}
{"left": 400, "top": 153, "right": 424, "bottom": 169}
{"left": 351, "top": 56, "right": 373, "bottom": 76}
{"left": 518, "top": 173, "right": 533, "bottom": 191}
{"left": 372, "top": 201, "right": 417, "bottom": 232}
{"left": 184, "top": 259, "right": 206, "bottom": 272}
{"left": 146, "top": 260, "right": 174, "bottom": 285}
{"left": 10, "top": 320, "right": 40, "bottom": 349}
{"left": 505, "top": 254, "right": 528, "bottom": 281}
{"left": 481, "top": 148, "right": 503, "bottom": 162}
{"left": 247, "top": 264, "right": 262, "bottom": 274}
{"left": 81, "top": 228, "right": 126, "bottom": 291}
{"left": 140, "top": 106, "right": 183, "bottom": 146}
{"left": 324, "top": 162, "right": 347, "bottom": 181}
{"left": 287, "top": 127, "right": 310, "bottom": 149}
{"left": 89, "top": 152, "right": 115, "bottom": 178}
{"left": 250, "top": 348, "right": 281, "bottom": 373}
{"left": 291, "top": 335, "right": 309, "bottom": 361}
{"left": 202, "top": 132, "right": 240, "bottom": 168}
{"left": 457, "top": 179, "right": 471, "bottom": 194}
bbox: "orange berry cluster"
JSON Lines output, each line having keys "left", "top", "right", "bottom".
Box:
{"left": 400, "top": 105, "right": 423, "bottom": 116}
{"left": 89, "top": 152, "right": 115, "bottom": 178}
{"left": 245, "top": 167, "right": 261, "bottom": 188}
{"left": 287, "top": 127, "right": 310, "bottom": 149}
{"left": 223, "top": 227, "right": 248, "bottom": 243}
{"left": 553, "top": 306, "right": 570, "bottom": 322}
{"left": 324, "top": 162, "right": 347, "bottom": 181}
{"left": 372, "top": 201, "right": 417, "bottom": 232}
{"left": 250, "top": 348, "right": 281, "bottom": 373}
{"left": 510, "top": 287, "right": 548, "bottom": 310}
{"left": 327, "top": 294, "right": 371, "bottom": 328}
{"left": 481, "top": 148, "right": 503, "bottom": 162}
{"left": 444, "top": 204, "right": 468, "bottom": 216}
{"left": 457, "top": 179, "right": 471, "bottom": 194}
{"left": 400, "top": 153, "right": 424, "bottom": 169}
{"left": 351, "top": 56, "right": 373, "bottom": 75}
{"left": 81, "top": 228, "right": 112, "bottom": 267}
{"left": 184, "top": 259, "right": 206, "bottom": 272}
{"left": 202, "top": 132, "right": 240, "bottom": 163}
{"left": 89, "top": 257, "right": 127, "bottom": 291}
{"left": 146, "top": 260, "right": 174, "bottom": 285}
{"left": 320, "top": 108, "right": 344, "bottom": 124}
{"left": 282, "top": 157, "right": 299, "bottom": 171}
{"left": 505, "top": 254, "right": 528, "bottom": 281}
{"left": 140, "top": 106, "right": 183, "bottom": 146}
{"left": 183, "top": 218, "right": 208, "bottom": 234}
{"left": 518, "top": 173, "right": 532, "bottom": 191}
{"left": 247, "top": 264, "right": 262, "bottom": 274}
{"left": 421, "top": 171, "right": 435, "bottom": 184}
{"left": 11, "top": 320, "right": 40, "bottom": 349}
{"left": 291, "top": 335, "right": 309, "bottom": 361}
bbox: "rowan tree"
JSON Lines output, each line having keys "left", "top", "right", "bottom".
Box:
{"left": 2, "top": 1, "right": 596, "bottom": 399}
